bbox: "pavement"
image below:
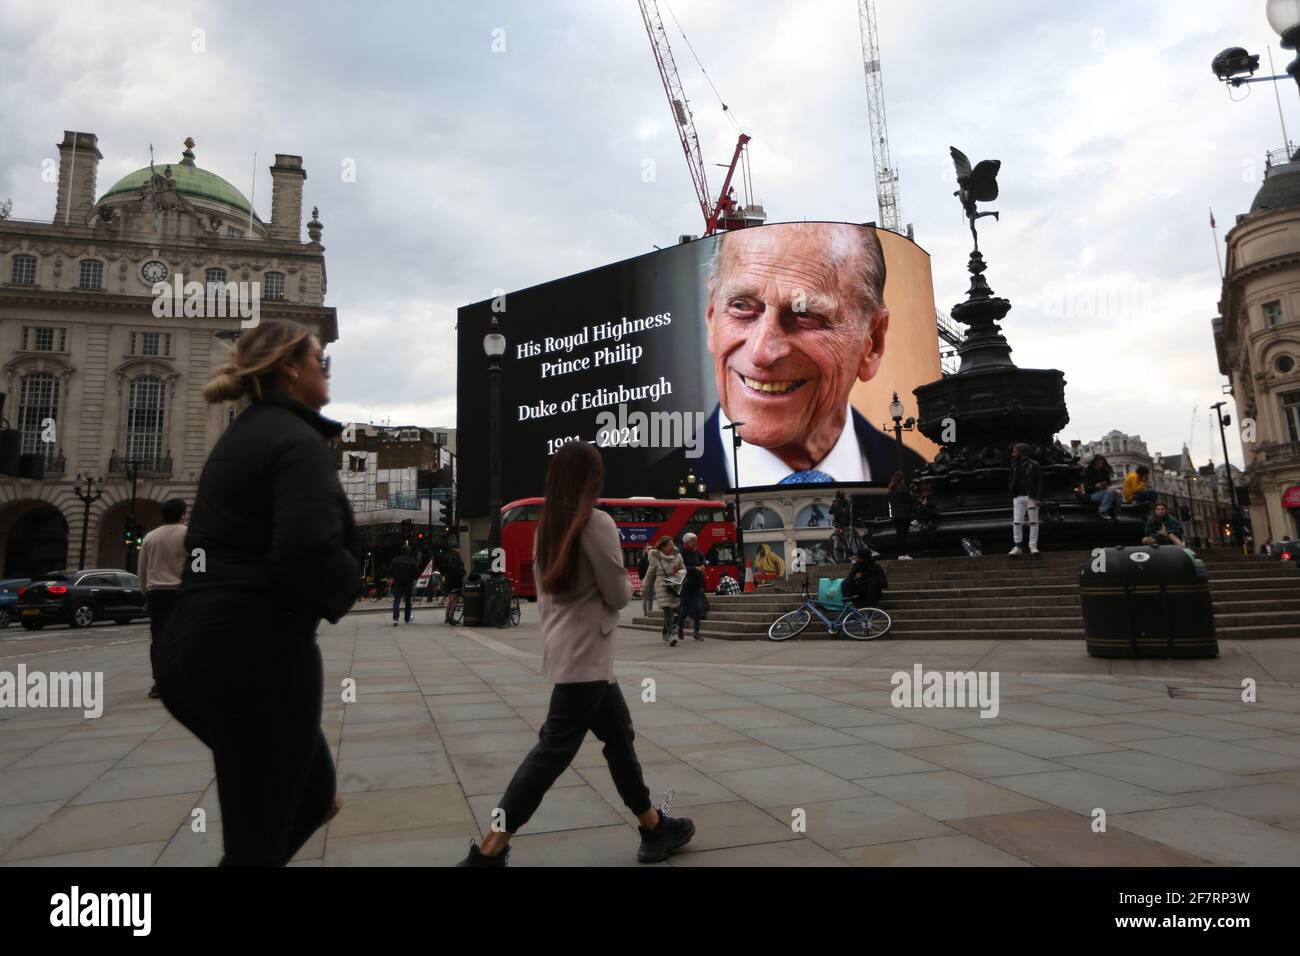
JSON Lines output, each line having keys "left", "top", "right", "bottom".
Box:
{"left": 2, "top": 602, "right": 1300, "bottom": 866}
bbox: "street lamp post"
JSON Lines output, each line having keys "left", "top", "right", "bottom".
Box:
{"left": 882, "top": 392, "right": 917, "bottom": 477}
{"left": 119, "top": 456, "right": 141, "bottom": 573}
{"left": 72, "top": 473, "right": 104, "bottom": 570}
{"left": 722, "top": 422, "right": 745, "bottom": 572}
{"left": 1209, "top": 401, "right": 1243, "bottom": 551}
{"left": 483, "top": 316, "right": 507, "bottom": 563}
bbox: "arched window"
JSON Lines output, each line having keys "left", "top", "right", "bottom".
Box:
{"left": 18, "top": 372, "right": 59, "bottom": 461}
{"left": 263, "top": 271, "right": 285, "bottom": 300}
{"left": 79, "top": 260, "right": 104, "bottom": 289}
{"left": 126, "top": 376, "right": 166, "bottom": 464}
{"left": 11, "top": 254, "right": 36, "bottom": 285}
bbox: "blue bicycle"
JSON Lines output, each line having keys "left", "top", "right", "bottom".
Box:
{"left": 767, "top": 577, "right": 891, "bottom": 641}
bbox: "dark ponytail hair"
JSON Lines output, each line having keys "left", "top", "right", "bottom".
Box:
{"left": 534, "top": 441, "right": 604, "bottom": 595}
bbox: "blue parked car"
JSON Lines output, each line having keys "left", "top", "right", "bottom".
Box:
{"left": 0, "top": 578, "right": 32, "bottom": 630}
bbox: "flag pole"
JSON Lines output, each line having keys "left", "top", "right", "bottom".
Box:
{"left": 1210, "top": 208, "right": 1223, "bottom": 279}
{"left": 247, "top": 152, "right": 256, "bottom": 236}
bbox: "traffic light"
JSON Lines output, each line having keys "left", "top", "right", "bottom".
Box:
{"left": 1179, "top": 506, "right": 1192, "bottom": 522}
{"left": 401, "top": 518, "right": 413, "bottom": 540}
{"left": 123, "top": 517, "right": 143, "bottom": 547}
{"left": 442, "top": 496, "right": 455, "bottom": 534}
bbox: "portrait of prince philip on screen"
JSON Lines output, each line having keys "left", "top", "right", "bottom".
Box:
{"left": 686, "top": 222, "right": 925, "bottom": 491}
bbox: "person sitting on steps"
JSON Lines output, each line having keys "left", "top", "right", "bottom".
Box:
{"left": 1142, "top": 502, "right": 1185, "bottom": 548}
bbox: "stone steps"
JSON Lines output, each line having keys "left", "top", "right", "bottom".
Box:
{"left": 631, "top": 550, "right": 1300, "bottom": 641}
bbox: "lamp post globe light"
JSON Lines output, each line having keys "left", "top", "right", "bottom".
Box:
{"left": 484, "top": 316, "right": 507, "bottom": 562}
{"left": 882, "top": 392, "right": 917, "bottom": 476}
{"left": 1268, "top": 0, "right": 1300, "bottom": 44}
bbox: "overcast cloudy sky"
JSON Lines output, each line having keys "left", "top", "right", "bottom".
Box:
{"left": 0, "top": 0, "right": 1284, "bottom": 467}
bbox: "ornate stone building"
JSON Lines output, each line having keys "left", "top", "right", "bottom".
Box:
{"left": 1215, "top": 147, "right": 1300, "bottom": 542}
{"left": 0, "top": 131, "right": 338, "bottom": 576}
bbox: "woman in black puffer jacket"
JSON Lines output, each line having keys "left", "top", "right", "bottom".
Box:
{"left": 156, "top": 319, "right": 360, "bottom": 866}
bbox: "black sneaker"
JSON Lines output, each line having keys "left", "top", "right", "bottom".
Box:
{"left": 456, "top": 841, "right": 509, "bottom": 867}
{"left": 638, "top": 812, "right": 695, "bottom": 863}
{"left": 147, "top": 685, "right": 161, "bottom": 700}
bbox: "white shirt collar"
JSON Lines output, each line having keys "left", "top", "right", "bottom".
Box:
{"left": 718, "top": 401, "right": 870, "bottom": 487}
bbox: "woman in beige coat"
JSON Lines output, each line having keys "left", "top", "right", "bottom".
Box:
{"left": 458, "top": 441, "right": 695, "bottom": 866}
{"left": 642, "top": 535, "right": 685, "bottom": 646}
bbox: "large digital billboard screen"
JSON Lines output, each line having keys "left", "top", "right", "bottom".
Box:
{"left": 457, "top": 221, "right": 941, "bottom": 516}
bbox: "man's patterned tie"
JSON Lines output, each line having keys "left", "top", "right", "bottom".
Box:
{"left": 778, "top": 470, "right": 835, "bottom": 484}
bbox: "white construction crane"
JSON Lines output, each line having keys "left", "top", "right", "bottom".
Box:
{"left": 857, "top": 0, "right": 903, "bottom": 234}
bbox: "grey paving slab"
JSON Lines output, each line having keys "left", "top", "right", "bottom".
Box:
{"left": 3, "top": 792, "right": 199, "bottom": 861}
{"left": 468, "top": 785, "right": 623, "bottom": 836}
{"left": 711, "top": 764, "right": 870, "bottom": 807}
{"left": 9, "top": 734, "right": 147, "bottom": 770}
{"left": 780, "top": 704, "right": 901, "bottom": 728}
{"left": 839, "top": 723, "right": 971, "bottom": 749}
{"left": 1065, "top": 722, "right": 1185, "bottom": 743}
{"left": 0, "top": 801, "right": 64, "bottom": 858}
{"left": 328, "top": 783, "right": 474, "bottom": 838}
{"left": 1125, "top": 735, "right": 1300, "bottom": 774}
{"left": 1119, "top": 711, "right": 1284, "bottom": 741}
{"left": 666, "top": 837, "right": 847, "bottom": 866}
{"left": 770, "top": 796, "right": 953, "bottom": 849}
{"left": 67, "top": 760, "right": 214, "bottom": 806}
{"left": 946, "top": 808, "right": 1210, "bottom": 866}
{"left": 1178, "top": 783, "right": 1300, "bottom": 826}
{"left": 987, "top": 769, "right": 1191, "bottom": 816}
{"left": 903, "top": 742, "right": 1064, "bottom": 778}
{"left": 336, "top": 750, "right": 459, "bottom": 793}
{"left": 116, "top": 736, "right": 214, "bottom": 768}
{"left": 956, "top": 724, "right": 1122, "bottom": 758}
{"left": 1109, "top": 805, "right": 1300, "bottom": 866}
{"left": 1237, "top": 735, "right": 1300, "bottom": 758}
{"left": 672, "top": 741, "right": 804, "bottom": 774}
{"left": 1059, "top": 751, "right": 1246, "bottom": 794}
{"left": 449, "top": 751, "right": 583, "bottom": 796}
{"left": 793, "top": 742, "right": 943, "bottom": 779}
{"left": 508, "top": 823, "right": 650, "bottom": 867}
{"left": 861, "top": 770, "right": 1051, "bottom": 821}
{"left": 835, "top": 833, "right": 1030, "bottom": 866}
{"left": 325, "top": 823, "right": 481, "bottom": 866}
{"left": 579, "top": 761, "right": 739, "bottom": 810}
{"left": 743, "top": 725, "right": 865, "bottom": 751}
{"left": 636, "top": 722, "right": 747, "bottom": 748}
{"left": 2, "top": 842, "right": 168, "bottom": 867}
{"left": 645, "top": 800, "right": 801, "bottom": 853}
{"left": 0, "top": 760, "right": 120, "bottom": 807}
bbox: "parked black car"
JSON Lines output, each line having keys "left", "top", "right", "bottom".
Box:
{"left": 0, "top": 578, "right": 31, "bottom": 629}
{"left": 1280, "top": 540, "right": 1300, "bottom": 564}
{"left": 15, "top": 569, "right": 147, "bottom": 630}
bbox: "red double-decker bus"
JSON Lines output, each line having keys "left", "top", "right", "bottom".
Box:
{"left": 500, "top": 497, "right": 738, "bottom": 598}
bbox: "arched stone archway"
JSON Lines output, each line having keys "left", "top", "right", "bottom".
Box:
{"left": 95, "top": 498, "right": 164, "bottom": 571}
{"left": 0, "top": 501, "right": 70, "bottom": 578}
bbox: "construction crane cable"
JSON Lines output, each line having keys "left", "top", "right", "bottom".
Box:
{"left": 662, "top": 0, "right": 743, "bottom": 132}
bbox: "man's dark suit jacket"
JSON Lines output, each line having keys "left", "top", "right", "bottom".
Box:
{"left": 650, "top": 404, "right": 927, "bottom": 493}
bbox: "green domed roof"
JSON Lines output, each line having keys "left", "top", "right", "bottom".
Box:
{"left": 99, "top": 147, "right": 264, "bottom": 223}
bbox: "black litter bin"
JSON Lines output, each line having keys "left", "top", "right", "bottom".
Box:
{"left": 483, "top": 575, "right": 514, "bottom": 627}
{"left": 462, "top": 574, "right": 484, "bottom": 627}
{"left": 1079, "top": 545, "right": 1217, "bottom": 659}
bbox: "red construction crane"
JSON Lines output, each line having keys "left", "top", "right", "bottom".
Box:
{"left": 638, "top": 0, "right": 760, "bottom": 236}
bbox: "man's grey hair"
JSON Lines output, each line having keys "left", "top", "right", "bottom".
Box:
{"left": 706, "top": 223, "right": 888, "bottom": 318}
{"left": 682, "top": 532, "right": 698, "bottom": 546}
